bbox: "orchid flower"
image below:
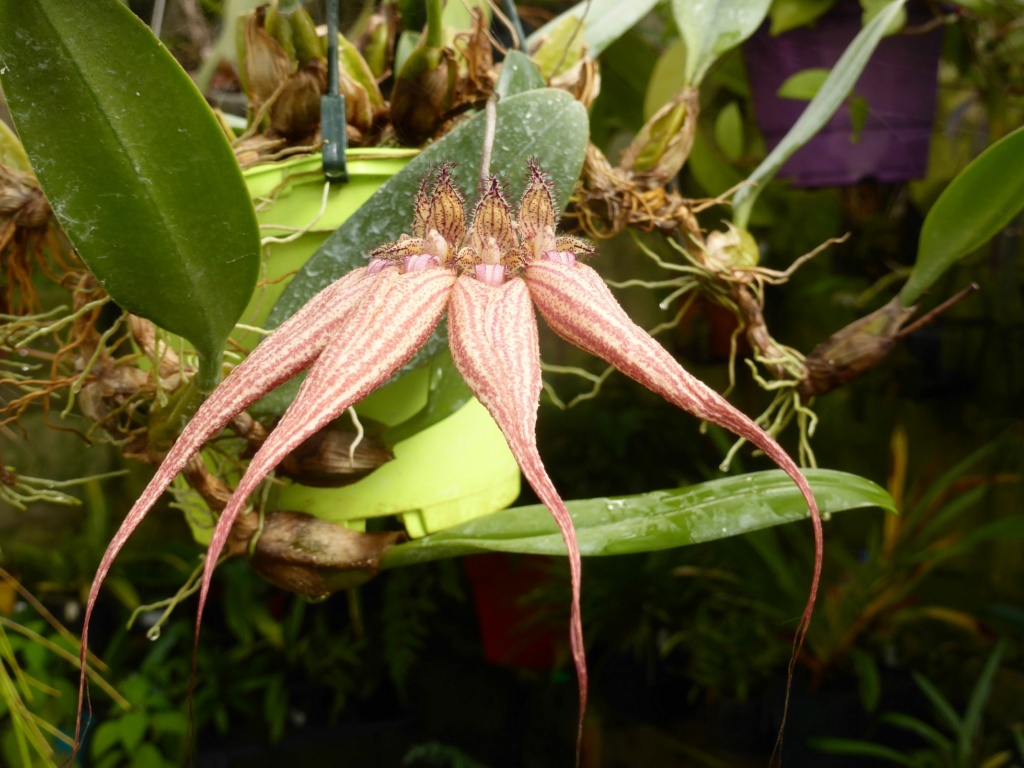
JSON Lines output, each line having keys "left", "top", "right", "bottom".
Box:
{"left": 76, "top": 163, "right": 822, "bottom": 759}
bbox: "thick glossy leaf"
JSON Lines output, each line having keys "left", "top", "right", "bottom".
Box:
{"left": 732, "top": 0, "right": 907, "bottom": 229}
{"left": 525, "top": 0, "right": 661, "bottom": 58}
{"left": 382, "top": 469, "right": 894, "bottom": 567}
{"left": 269, "top": 89, "right": 588, "bottom": 325}
{"left": 900, "top": 125, "right": 1024, "bottom": 307}
{"left": 672, "top": 0, "right": 771, "bottom": 87}
{"left": 0, "top": 0, "right": 260, "bottom": 391}
{"left": 494, "top": 50, "right": 546, "bottom": 98}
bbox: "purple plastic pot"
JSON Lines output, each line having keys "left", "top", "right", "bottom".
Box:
{"left": 744, "top": 2, "right": 944, "bottom": 187}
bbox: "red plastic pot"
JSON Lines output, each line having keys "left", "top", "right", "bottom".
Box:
{"left": 463, "top": 553, "right": 566, "bottom": 669}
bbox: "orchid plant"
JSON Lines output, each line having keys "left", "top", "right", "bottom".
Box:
{"left": 1, "top": 0, "right": 934, "bottom": 761}
{"left": 73, "top": 155, "right": 823, "bottom": 755}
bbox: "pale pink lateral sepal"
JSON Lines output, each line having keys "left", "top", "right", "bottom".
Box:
{"left": 524, "top": 259, "right": 822, "bottom": 653}
{"left": 76, "top": 265, "right": 375, "bottom": 742}
{"left": 193, "top": 265, "right": 457, "bottom": 642}
{"left": 447, "top": 275, "right": 587, "bottom": 756}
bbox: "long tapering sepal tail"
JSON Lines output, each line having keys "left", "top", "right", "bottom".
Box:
{"left": 193, "top": 264, "right": 457, "bottom": 643}
{"left": 524, "top": 257, "right": 822, "bottom": 667}
{"left": 76, "top": 265, "right": 373, "bottom": 744}
{"left": 448, "top": 274, "right": 587, "bottom": 757}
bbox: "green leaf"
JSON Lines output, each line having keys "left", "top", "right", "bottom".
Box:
{"left": 881, "top": 712, "right": 953, "bottom": 751}
{"left": 149, "top": 711, "right": 188, "bottom": 736}
{"left": 0, "top": 0, "right": 260, "bottom": 391}
{"left": 777, "top": 68, "right": 831, "bottom": 100}
{"left": 643, "top": 39, "right": 689, "bottom": 119}
{"left": 267, "top": 87, "right": 588, "bottom": 346}
{"left": 714, "top": 101, "right": 745, "bottom": 161}
{"left": 850, "top": 648, "right": 881, "bottom": 714}
{"left": 860, "top": 0, "right": 908, "bottom": 32}
{"left": 810, "top": 737, "right": 918, "bottom": 765}
{"left": 0, "top": 120, "right": 30, "bottom": 172}
{"left": 526, "top": 0, "right": 661, "bottom": 58}
{"left": 89, "top": 721, "right": 122, "bottom": 759}
{"left": 529, "top": 14, "right": 587, "bottom": 80}
{"left": 769, "top": 0, "right": 836, "bottom": 35}
{"left": 900, "top": 126, "right": 1024, "bottom": 307}
{"left": 959, "top": 641, "right": 1006, "bottom": 764}
{"left": 114, "top": 710, "right": 148, "bottom": 754}
{"left": 133, "top": 742, "right": 166, "bottom": 768}
{"left": 1012, "top": 724, "right": 1024, "bottom": 762}
{"left": 672, "top": 0, "right": 771, "bottom": 86}
{"left": 688, "top": 128, "right": 747, "bottom": 199}
{"left": 733, "top": 0, "right": 907, "bottom": 229}
{"left": 382, "top": 469, "right": 894, "bottom": 568}
{"left": 494, "top": 50, "right": 547, "bottom": 98}
{"left": 96, "top": 752, "right": 125, "bottom": 768}
{"left": 849, "top": 95, "right": 869, "bottom": 142}
{"left": 913, "top": 671, "right": 963, "bottom": 736}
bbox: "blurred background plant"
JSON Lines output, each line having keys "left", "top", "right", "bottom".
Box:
{"left": 1, "top": 0, "right": 1023, "bottom": 765}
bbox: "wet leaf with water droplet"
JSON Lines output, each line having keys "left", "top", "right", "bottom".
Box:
{"left": 381, "top": 469, "right": 895, "bottom": 567}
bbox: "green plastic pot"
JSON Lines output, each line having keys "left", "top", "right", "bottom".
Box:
{"left": 235, "top": 151, "right": 520, "bottom": 538}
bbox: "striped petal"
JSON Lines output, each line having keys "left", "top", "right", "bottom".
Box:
{"left": 448, "top": 275, "right": 587, "bottom": 756}
{"left": 524, "top": 258, "right": 822, "bottom": 652}
{"left": 77, "top": 265, "right": 373, "bottom": 739}
{"left": 193, "top": 265, "right": 456, "bottom": 649}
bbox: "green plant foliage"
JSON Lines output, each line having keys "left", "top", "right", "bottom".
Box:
{"left": 381, "top": 563, "right": 464, "bottom": 694}
{"left": 777, "top": 68, "right": 831, "bottom": 100}
{"left": 0, "top": 120, "right": 30, "bottom": 172}
{"left": 672, "top": 0, "right": 772, "bottom": 87}
{"left": 643, "top": 39, "right": 689, "bottom": 119}
{"left": 526, "top": 0, "right": 662, "bottom": 58}
{"left": 382, "top": 469, "right": 895, "bottom": 567}
{"left": 0, "top": 0, "right": 261, "bottom": 391}
{"left": 860, "top": 0, "right": 908, "bottom": 31}
{"left": 813, "top": 642, "right": 1015, "bottom": 768}
{"left": 900, "top": 125, "right": 1024, "bottom": 307}
{"left": 732, "top": 0, "right": 907, "bottom": 228}
{"left": 493, "top": 50, "right": 546, "bottom": 99}
{"left": 769, "top": 0, "right": 836, "bottom": 35}
{"left": 713, "top": 101, "right": 746, "bottom": 161}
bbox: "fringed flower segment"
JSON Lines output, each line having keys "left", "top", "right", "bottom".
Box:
{"left": 75, "top": 162, "right": 821, "bottom": 759}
